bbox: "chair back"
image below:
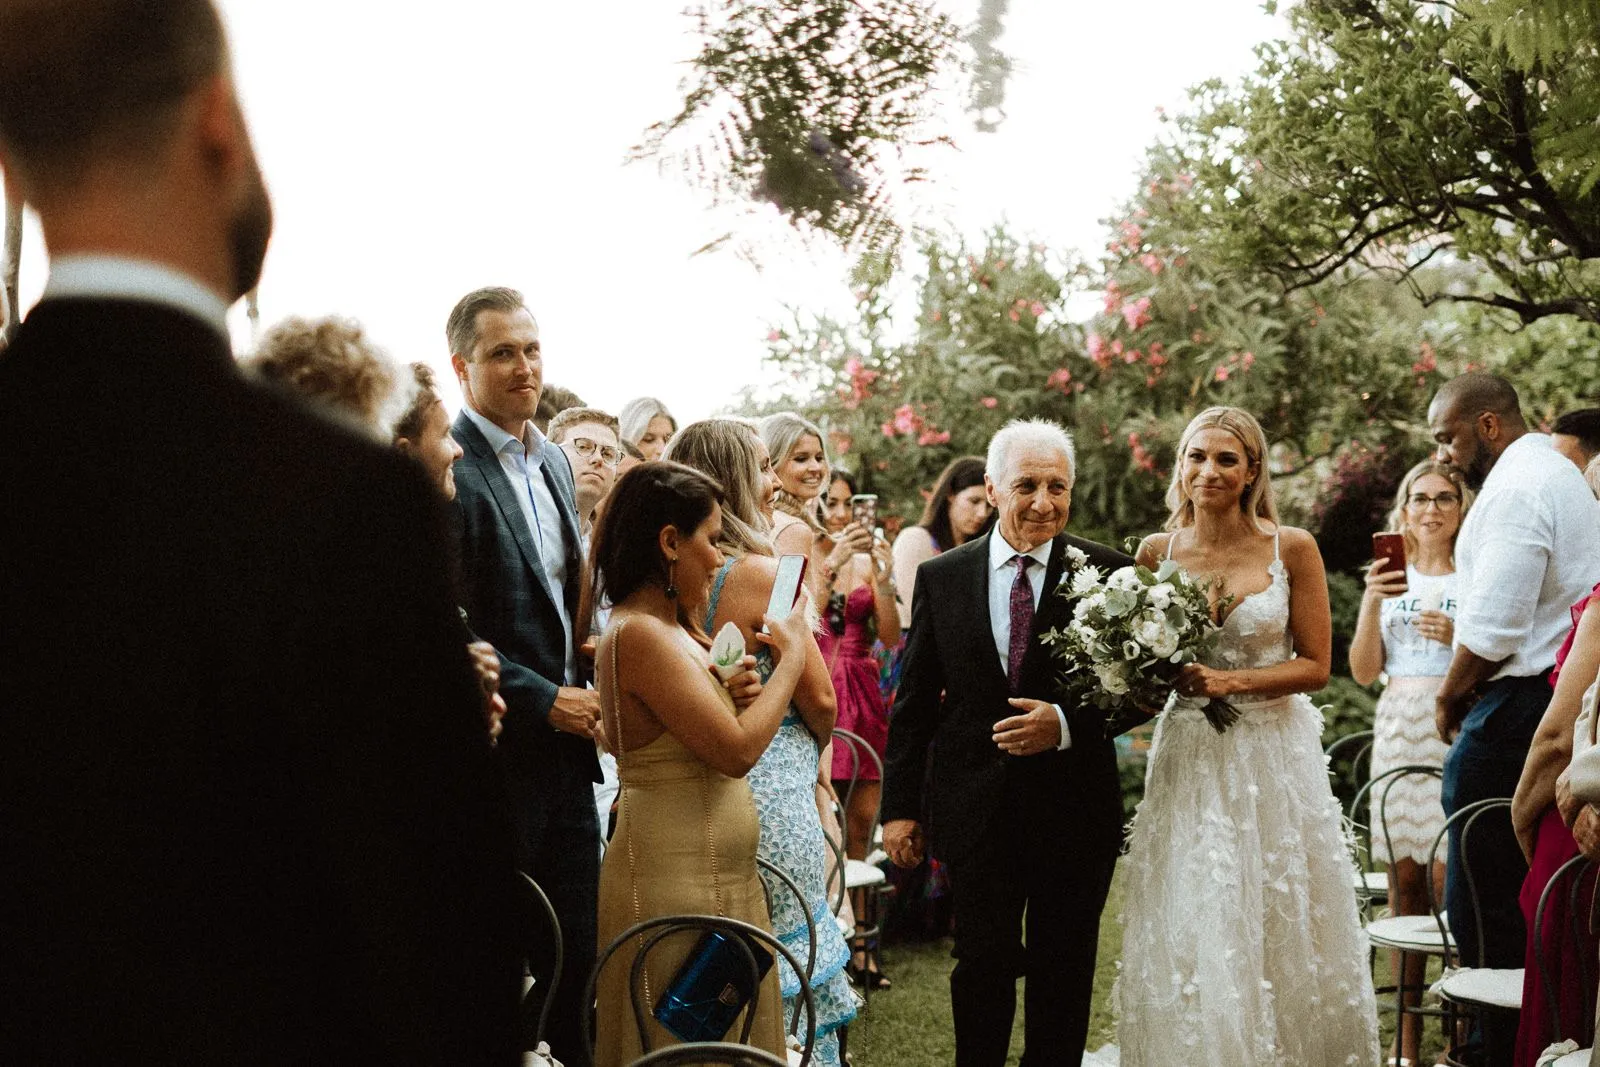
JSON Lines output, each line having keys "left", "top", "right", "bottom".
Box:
{"left": 628, "top": 1042, "right": 791, "bottom": 1065}
{"left": 831, "top": 728, "right": 883, "bottom": 847}
{"left": 1532, "top": 853, "right": 1597, "bottom": 1043}
{"left": 756, "top": 856, "right": 816, "bottom": 1038}
{"left": 1349, "top": 764, "right": 1445, "bottom": 875}
{"left": 583, "top": 914, "right": 817, "bottom": 1066}
{"left": 1423, "top": 797, "right": 1514, "bottom": 968}
{"left": 518, "top": 872, "right": 563, "bottom": 1049}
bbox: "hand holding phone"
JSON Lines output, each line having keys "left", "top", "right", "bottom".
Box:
{"left": 1371, "top": 532, "right": 1408, "bottom": 595}
{"left": 763, "top": 554, "right": 809, "bottom": 628}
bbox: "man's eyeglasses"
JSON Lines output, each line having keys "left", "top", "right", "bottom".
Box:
{"left": 1406, "top": 491, "right": 1461, "bottom": 511}
{"left": 568, "top": 437, "right": 622, "bottom": 467}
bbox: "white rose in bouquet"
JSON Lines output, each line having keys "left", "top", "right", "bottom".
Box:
{"left": 1148, "top": 582, "right": 1175, "bottom": 610}
{"left": 1133, "top": 610, "right": 1180, "bottom": 659}
{"left": 1069, "top": 565, "right": 1104, "bottom": 597}
{"left": 1107, "top": 566, "right": 1142, "bottom": 592}
{"left": 1094, "top": 662, "right": 1130, "bottom": 695}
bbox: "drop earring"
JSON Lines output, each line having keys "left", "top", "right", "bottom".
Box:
{"left": 666, "top": 557, "right": 678, "bottom": 600}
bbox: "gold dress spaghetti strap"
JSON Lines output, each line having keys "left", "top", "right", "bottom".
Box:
{"left": 593, "top": 631, "right": 785, "bottom": 1065}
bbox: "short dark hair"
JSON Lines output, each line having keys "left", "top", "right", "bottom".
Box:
{"left": 1435, "top": 372, "right": 1523, "bottom": 422}
{"left": 1554, "top": 408, "right": 1600, "bottom": 453}
{"left": 919, "top": 455, "right": 988, "bottom": 550}
{"left": 547, "top": 407, "right": 619, "bottom": 444}
{"left": 584, "top": 462, "right": 724, "bottom": 638}
{"left": 828, "top": 469, "right": 858, "bottom": 496}
{"left": 0, "top": 0, "right": 225, "bottom": 185}
{"left": 536, "top": 386, "right": 589, "bottom": 433}
{"left": 446, "top": 286, "right": 526, "bottom": 360}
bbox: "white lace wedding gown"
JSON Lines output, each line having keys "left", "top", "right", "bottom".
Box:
{"left": 1114, "top": 535, "right": 1379, "bottom": 1066}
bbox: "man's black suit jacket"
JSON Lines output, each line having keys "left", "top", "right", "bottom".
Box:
{"left": 0, "top": 299, "right": 521, "bottom": 1063}
{"left": 450, "top": 411, "right": 600, "bottom": 784}
{"left": 882, "top": 530, "right": 1136, "bottom": 867}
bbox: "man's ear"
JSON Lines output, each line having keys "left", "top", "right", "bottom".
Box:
{"left": 1478, "top": 410, "right": 1501, "bottom": 443}
{"left": 193, "top": 74, "right": 249, "bottom": 189}
{"left": 984, "top": 474, "right": 1000, "bottom": 509}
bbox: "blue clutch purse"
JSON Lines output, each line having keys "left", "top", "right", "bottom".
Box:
{"left": 653, "top": 930, "right": 775, "bottom": 1042}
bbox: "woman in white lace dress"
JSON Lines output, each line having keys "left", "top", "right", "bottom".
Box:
{"left": 1116, "top": 407, "right": 1379, "bottom": 1066}
{"left": 1349, "top": 459, "right": 1467, "bottom": 1067}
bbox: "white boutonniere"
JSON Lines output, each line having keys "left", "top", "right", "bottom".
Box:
{"left": 1057, "top": 544, "right": 1090, "bottom": 587}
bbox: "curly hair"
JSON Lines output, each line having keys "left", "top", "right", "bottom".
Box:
{"left": 243, "top": 315, "right": 399, "bottom": 436}
{"left": 391, "top": 362, "right": 442, "bottom": 444}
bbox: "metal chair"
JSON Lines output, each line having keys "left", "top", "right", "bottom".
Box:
{"left": 1532, "top": 854, "right": 1597, "bottom": 1048}
{"left": 1329, "top": 730, "right": 1383, "bottom": 907}
{"left": 1431, "top": 799, "right": 1526, "bottom": 1066}
{"left": 1349, "top": 763, "right": 1445, "bottom": 918}
{"left": 582, "top": 914, "right": 817, "bottom": 1066}
{"left": 517, "top": 872, "right": 563, "bottom": 1053}
{"left": 627, "top": 1042, "right": 790, "bottom": 1065}
{"left": 830, "top": 727, "right": 889, "bottom": 1004}
{"left": 755, "top": 856, "right": 816, "bottom": 1044}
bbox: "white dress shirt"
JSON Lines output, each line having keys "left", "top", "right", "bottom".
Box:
{"left": 1455, "top": 433, "right": 1600, "bottom": 679}
{"left": 987, "top": 531, "right": 1072, "bottom": 750}
{"left": 461, "top": 405, "right": 578, "bottom": 686}
{"left": 43, "top": 254, "right": 231, "bottom": 338}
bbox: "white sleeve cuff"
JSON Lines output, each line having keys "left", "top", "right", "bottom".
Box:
{"left": 1052, "top": 704, "right": 1072, "bottom": 750}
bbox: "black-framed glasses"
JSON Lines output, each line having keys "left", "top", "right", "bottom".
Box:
{"left": 1407, "top": 491, "right": 1461, "bottom": 511}
{"left": 568, "top": 437, "right": 622, "bottom": 467}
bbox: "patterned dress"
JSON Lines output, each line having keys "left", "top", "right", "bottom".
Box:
{"left": 706, "top": 561, "right": 858, "bottom": 1065}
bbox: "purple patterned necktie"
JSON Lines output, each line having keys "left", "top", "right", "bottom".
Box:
{"left": 1008, "top": 554, "right": 1035, "bottom": 695}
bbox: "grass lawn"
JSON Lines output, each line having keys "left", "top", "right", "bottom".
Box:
{"left": 845, "top": 868, "right": 1451, "bottom": 1066}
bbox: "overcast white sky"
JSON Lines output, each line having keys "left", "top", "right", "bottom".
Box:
{"left": 17, "top": 0, "right": 1282, "bottom": 423}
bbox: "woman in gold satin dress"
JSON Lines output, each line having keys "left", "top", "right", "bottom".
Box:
{"left": 589, "top": 462, "right": 813, "bottom": 1065}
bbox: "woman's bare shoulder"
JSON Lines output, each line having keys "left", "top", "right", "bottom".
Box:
{"left": 772, "top": 519, "right": 815, "bottom": 556}
{"left": 1135, "top": 531, "right": 1172, "bottom": 566}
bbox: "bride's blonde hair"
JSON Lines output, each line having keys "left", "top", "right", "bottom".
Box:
{"left": 1163, "top": 406, "right": 1279, "bottom": 532}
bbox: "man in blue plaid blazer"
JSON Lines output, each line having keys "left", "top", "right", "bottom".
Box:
{"left": 448, "top": 287, "right": 601, "bottom": 1066}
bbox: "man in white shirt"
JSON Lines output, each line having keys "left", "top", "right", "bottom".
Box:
{"left": 447, "top": 286, "right": 598, "bottom": 1066}
{"left": 1428, "top": 372, "right": 1600, "bottom": 1065}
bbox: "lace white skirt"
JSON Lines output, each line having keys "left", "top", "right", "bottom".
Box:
{"left": 1369, "top": 674, "right": 1450, "bottom": 865}
{"left": 1114, "top": 694, "right": 1380, "bottom": 1067}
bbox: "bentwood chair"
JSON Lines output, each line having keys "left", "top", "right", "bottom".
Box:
{"left": 517, "top": 872, "right": 563, "bottom": 1054}
{"left": 582, "top": 915, "right": 817, "bottom": 1067}
{"left": 1329, "top": 730, "right": 1384, "bottom": 907}
{"left": 755, "top": 856, "right": 817, "bottom": 1046}
{"left": 830, "top": 728, "right": 890, "bottom": 1005}
{"left": 1350, "top": 763, "right": 1445, "bottom": 919}
{"left": 1531, "top": 854, "right": 1597, "bottom": 1052}
{"left": 628, "top": 1043, "right": 790, "bottom": 1066}
{"left": 1431, "top": 799, "right": 1526, "bottom": 1067}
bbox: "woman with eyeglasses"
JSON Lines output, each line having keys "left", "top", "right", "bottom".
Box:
{"left": 1349, "top": 459, "right": 1470, "bottom": 1067}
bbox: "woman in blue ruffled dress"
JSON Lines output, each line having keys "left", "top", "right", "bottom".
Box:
{"left": 665, "top": 419, "right": 859, "bottom": 1064}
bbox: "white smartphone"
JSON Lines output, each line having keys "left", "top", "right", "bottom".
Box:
{"left": 764, "top": 554, "right": 810, "bottom": 624}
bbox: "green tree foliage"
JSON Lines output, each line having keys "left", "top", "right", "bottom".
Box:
{"left": 636, "top": 0, "right": 960, "bottom": 255}
{"left": 1162, "top": 0, "right": 1600, "bottom": 324}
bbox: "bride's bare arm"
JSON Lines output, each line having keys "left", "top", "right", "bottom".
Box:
{"left": 1134, "top": 534, "right": 1168, "bottom": 572}
{"left": 1186, "top": 527, "right": 1333, "bottom": 700}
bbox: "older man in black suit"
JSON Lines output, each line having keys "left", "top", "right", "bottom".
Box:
{"left": 0, "top": 1, "right": 520, "bottom": 1061}
{"left": 883, "top": 418, "right": 1135, "bottom": 1067}
{"left": 448, "top": 287, "right": 600, "bottom": 1067}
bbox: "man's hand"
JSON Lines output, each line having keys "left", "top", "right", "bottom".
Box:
{"left": 993, "top": 697, "right": 1062, "bottom": 757}
{"left": 550, "top": 686, "right": 601, "bottom": 738}
{"left": 1435, "top": 693, "right": 1467, "bottom": 744}
{"left": 1574, "top": 806, "right": 1600, "bottom": 861}
{"left": 883, "top": 818, "right": 924, "bottom": 869}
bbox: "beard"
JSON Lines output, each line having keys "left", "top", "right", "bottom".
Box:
{"left": 1461, "top": 438, "right": 1495, "bottom": 489}
{"left": 227, "top": 156, "right": 274, "bottom": 301}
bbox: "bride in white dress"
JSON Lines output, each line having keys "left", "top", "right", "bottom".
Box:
{"left": 1115, "top": 407, "right": 1379, "bottom": 1066}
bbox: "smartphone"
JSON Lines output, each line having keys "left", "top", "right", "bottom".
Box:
{"left": 1372, "top": 532, "right": 1408, "bottom": 592}
{"left": 850, "top": 493, "right": 878, "bottom": 530}
{"left": 764, "top": 554, "right": 809, "bottom": 624}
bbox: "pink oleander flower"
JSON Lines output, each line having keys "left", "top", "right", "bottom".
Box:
{"left": 1087, "top": 333, "right": 1107, "bottom": 360}
{"left": 1047, "top": 367, "right": 1074, "bottom": 392}
{"left": 1240, "top": 351, "right": 1255, "bottom": 369}
{"left": 767, "top": 329, "right": 782, "bottom": 342}
{"left": 917, "top": 429, "right": 951, "bottom": 446}
{"left": 1122, "top": 296, "right": 1152, "bottom": 331}
{"left": 1030, "top": 301, "right": 1046, "bottom": 317}
{"left": 981, "top": 397, "right": 999, "bottom": 408}
{"left": 1139, "top": 253, "right": 1163, "bottom": 275}
{"left": 1124, "top": 348, "right": 1142, "bottom": 365}
{"left": 1008, "top": 309, "right": 1020, "bottom": 322}
{"left": 891, "top": 404, "right": 922, "bottom": 435}
{"left": 1215, "top": 365, "right": 1231, "bottom": 382}
{"left": 930, "top": 309, "right": 943, "bottom": 322}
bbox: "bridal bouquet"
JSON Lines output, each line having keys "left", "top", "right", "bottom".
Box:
{"left": 1042, "top": 555, "right": 1240, "bottom": 734}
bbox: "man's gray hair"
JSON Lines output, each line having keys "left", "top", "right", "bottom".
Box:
{"left": 986, "top": 418, "right": 1076, "bottom": 489}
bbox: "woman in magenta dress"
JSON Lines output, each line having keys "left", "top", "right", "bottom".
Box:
{"left": 819, "top": 470, "right": 901, "bottom": 988}
{"left": 1511, "top": 576, "right": 1600, "bottom": 1066}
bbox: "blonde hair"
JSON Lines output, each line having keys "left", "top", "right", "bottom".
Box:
{"left": 1381, "top": 459, "right": 1473, "bottom": 565}
{"left": 1164, "top": 406, "right": 1279, "bottom": 532}
{"left": 664, "top": 418, "right": 776, "bottom": 559}
{"left": 618, "top": 396, "right": 677, "bottom": 448}
{"left": 760, "top": 411, "right": 829, "bottom": 535}
{"left": 244, "top": 315, "right": 399, "bottom": 438}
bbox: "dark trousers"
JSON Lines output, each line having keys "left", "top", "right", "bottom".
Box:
{"left": 945, "top": 804, "right": 1116, "bottom": 1067}
{"left": 1441, "top": 673, "right": 1548, "bottom": 1067}
{"left": 507, "top": 759, "right": 600, "bottom": 1067}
